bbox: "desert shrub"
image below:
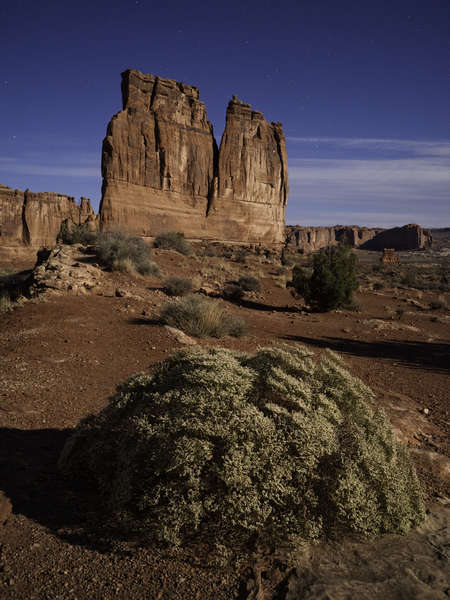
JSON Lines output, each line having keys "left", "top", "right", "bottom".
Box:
{"left": 401, "top": 269, "right": 418, "bottom": 288}
{"left": 0, "top": 290, "right": 12, "bottom": 312}
{"left": 94, "top": 231, "right": 159, "bottom": 276}
{"left": 281, "top": 248, "right": 295, "bottom": 266}
{"left": 159, "top": 294, "right": 246, "bottom": 338}
{"left": 238, "top": 275, "right": 261, "bottom": 292}
{"left": 57, "top": 221, "right": 97, "bottom": 245}
{"left": 60, "top": 345, "right": 424, "bottom": 550}
{"left": 153, "top": 231, "right": 192, "bottom": 256}
{"left": 163, "top": 277, "right": 193, "bottom": 297}
{"left": 290, "top": 246, "right": 358, "bottom": 312}
{"left": 234, "top": 249, "right": 248, "bottom": 264}
{"left": 429, "top": 299, "right": 446, "bottom": 310}
{"left": 223, "top": 283, "right": 245, "bottom": 303}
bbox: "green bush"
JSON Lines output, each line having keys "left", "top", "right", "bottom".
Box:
{"left": 163, "top": 277, "right": 193, "bottom": 297}
{"left": 291, "top": 245, "right": 358, "bottom": 312}
{"left": 159, "top": 294, "right": 246, "bottom": 338}
{"left": 238, "top": 275, "right": 261, "bottom": 292}
{"left": 153, "top": 231, "right": 192, "bottom": 256}
{"left": 94, "top": 231, "right": 159, "bottom": 276}
{"left": 57, "top": 221, "right": 97, "bottom": 245}
{"left": 60, "top": 345, "right": 424, "bottom": 550}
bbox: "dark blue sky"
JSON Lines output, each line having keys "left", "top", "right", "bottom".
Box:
{"left": 1, "top": 0, "right": 449, "bottom": 226}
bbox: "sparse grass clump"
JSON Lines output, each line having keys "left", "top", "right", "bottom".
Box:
{"left": 0, "top": 290, "right": 13, "bottom": 312}
{"left": 153, "top": 231, "right": 193, "bottom": 256}
{"left": 159, "top": 294, "right": 246, "bottom": 338}
{"left": 60, "top": 345, "right": 424, "bottom": 550}
{"left": 238, "top": 275, "right": 261, "bottom": 292}
{"left": 94, "top": 231, "right": 159, "bottom": 276}
{"left": 163, "top": 277, "right": 193, "bottom": 297}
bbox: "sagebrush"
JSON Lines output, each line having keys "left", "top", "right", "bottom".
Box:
{"left": 60, "top": 345, "right": 424, "bottom": 550}
{"left": 57, "top": 221, "right": 97, "bottom": 245}
{"left": 238, "top": 275, "right": 261, "bottom": 292}
{"left": 163, "top": 277, "right": 193, "bottom": 297}
{"left": 153, "top": 231, "right": 192, "bottom": 256}
{"left": 159, "top": 294, "right": 246, "bottom": 338}
{"left": 94, "top": 231, "right": 159, "bottom": 275}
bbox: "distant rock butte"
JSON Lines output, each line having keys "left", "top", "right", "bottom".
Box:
{"left": 0, "top": 184, "right": 96, "bottom": 261}
{"left": 100, "top": 69, "right": 288, "bottom": 245}
{"left": 286, "top": 224, "right": 432, "bottom": 253}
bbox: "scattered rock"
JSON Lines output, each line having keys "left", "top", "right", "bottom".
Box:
{"left": 27, "top": 245, "right": 103, "bottom": 296}
{"left": 164, "top": 325, "right": 197, "bottom": 346}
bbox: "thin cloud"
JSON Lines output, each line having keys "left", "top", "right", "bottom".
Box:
{"left": 286, "top": 156, "right": 450, "bottom": 228}
{"left": 287, "top": 136, "right": 450, "bottom": 157}
{"left": 0, "top": 158, "right": 99, "bottom": 178}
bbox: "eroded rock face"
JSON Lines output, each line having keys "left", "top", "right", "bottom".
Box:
{"left": 286, "top": 224, "right": 432, "bottom": 253}
{"left": 0, "top": 185, "right": 97, "bottom": 261}
{"left": 361, "top": 224, "right": 433, "bottom": 251}
{"left": 100, "top": 70, "right": 288, "bottom": 245}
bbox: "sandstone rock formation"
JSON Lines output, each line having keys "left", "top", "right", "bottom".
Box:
{"left": 285, "top": 225, "right": 382, "bottom": 253}
{"left": 286, "top": 224, "right": 432, "bottom": 253}
{"left": 100, "top": 70, "right": 288, "bottom": 245}
{"left": 361, "top": 223, "right": 433, "bottom": 251}
{"left": 0, "top": 185, "right": 97, "bottom": 262}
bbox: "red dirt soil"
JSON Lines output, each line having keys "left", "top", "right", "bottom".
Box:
{"left": 0, "top": 247, "right": 449, "bottom": 599}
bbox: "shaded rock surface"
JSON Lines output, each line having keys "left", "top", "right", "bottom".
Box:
{"left": 286, "top": 224, "right": 432, "bottom": 253}
{"left": 0, "top": 184, "right": 97, "bottom": 261}
{"left": 100, "top": 69, "right": 288, "bottom": 245}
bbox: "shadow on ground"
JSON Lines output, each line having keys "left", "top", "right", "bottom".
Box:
{"left": 283, "top": 335, "right": 450, "bottom": 374}
{"left": 0, "top": 427, "right": 115, "bottom": 552}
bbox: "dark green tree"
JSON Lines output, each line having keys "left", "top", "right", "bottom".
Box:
{"left": 291, "top": 245, "right": 358, "bottom": 311}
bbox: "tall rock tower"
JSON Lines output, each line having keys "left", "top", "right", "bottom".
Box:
{"left": 100, "top": 69, "right": 288, "bottom": 245}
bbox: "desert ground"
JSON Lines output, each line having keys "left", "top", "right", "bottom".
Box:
{"left": 0, "top": 241, "right": 449, "bottom": 599}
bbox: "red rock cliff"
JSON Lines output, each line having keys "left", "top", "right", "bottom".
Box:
{"left": 100, "top": 70, "right": 288, "bottom": 245}
{"left": 0, "top": 184, "right": 96, "bottom": 261}
{"left": 286, "top": 224, "right": 432, "bottom": 253}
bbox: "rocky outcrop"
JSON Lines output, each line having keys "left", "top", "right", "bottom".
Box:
{"left": 360, "top": 224, "right": 432, "bottom": 251}
{"left": 0, "top": 185, "right": 97, "bottom": 261}
{"left": 286, "top": 225, "right": 382, "bottom": 253}
{"left": 286, "top": 224, "right": 432, "bottom": 253}
{"left": 28, "top": 245, "right": 104, "bottom": 296}
{"left": 100, "top": 70, "right": 288, "bottom": 245}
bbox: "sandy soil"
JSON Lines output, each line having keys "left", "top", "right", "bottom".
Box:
{"left": 0, "top": 246, "right": 449, "bottom": 599}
